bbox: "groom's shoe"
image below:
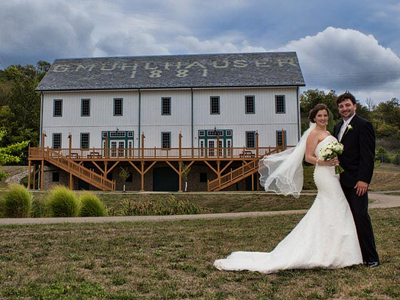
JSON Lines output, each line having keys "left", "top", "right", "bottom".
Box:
{"left": 365, "top": 261, "right": 380, "bottom": 268}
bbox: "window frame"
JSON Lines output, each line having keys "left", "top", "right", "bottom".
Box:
{"left": 52, "top": 172, "right": 60, "bottom": 182}
{"left": 52, "top": 133, "right": 62, "bottom": 149}
{"left": 113, "top": 98, "right": 123, "bottom": 116}
{"left": 53, "top": 99, "right": 63, "bottom": 117}
{"left": 245, "top": 131, "right": 256, "bottom": 148}
{"left": 245, "top": 95, "right": 255, "bottom": 114}
{"left": 275, "top": 95, "right": 286, "bottom": 114}
{"left": 161, "top": 132, "right": 171, "bottom": 149}
{"left": 161, "top": 97, "right": 171, "bottom": 115}
{"left": 210, "top": 96, "right": 220, "bottom": 115}
{"left": 80, "top": 133, "right": 90, "bottom": 149}
{"left": 276, "top": 130, "right": 287, "bottom": 147}
{"left": 199, "top": 172, "right": 207, "bottom": 183}
{"left": 81, "top": 98, "right": 91, "bottom": 117}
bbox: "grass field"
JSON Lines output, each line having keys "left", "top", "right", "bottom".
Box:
{"left": 0, "top": 164, "right": 399, "bottom": 299}
{"left": 0, "top": 208, "right": 398, "bottom": 299}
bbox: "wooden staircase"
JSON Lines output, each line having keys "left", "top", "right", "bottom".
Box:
{"left": 207, "top": 159, "right": 260, "bottom": 191}
{"left": 32, "top": 148, "right": 115, "bottom": 191}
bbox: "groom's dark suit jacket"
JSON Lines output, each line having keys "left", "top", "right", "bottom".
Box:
{"left": 333, "top": 114, "right": 375, "bottom": 188}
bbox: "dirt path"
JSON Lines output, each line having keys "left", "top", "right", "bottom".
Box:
{"left": 0, "top": 192, "right": 398, "bottom": 226}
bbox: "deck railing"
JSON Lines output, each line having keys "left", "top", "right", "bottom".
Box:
{"left": 29, "top": 145, "right": 284, "bottom": 160}
{"left": 30, "top": 148, "right": 115, "bottom": 191}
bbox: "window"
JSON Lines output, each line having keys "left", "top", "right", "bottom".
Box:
{"left": 207, "top": 129, "right": 223, "bottom": 136}
{"left": 200, "top": 173, "right": 207, "bottom": 182}
{"left": 210, "top": 96, "right": 220, "bottom": 114}
{"left": 275, "top": 95, "right": 286, "bottom": 114}
{"left": 114, "top": 98, "right": 123, "bottom": 116}
{"left": 81, "top": 99, "right": 90, "bottom": 116}
{"left": 126, "top": 173, "right": 133, "bottom": 182}
{"left": 246, "top": 131, "right": 256, "bottom": 148}
{"left": 162, "top": 97, "right": 171, "bottom": 115}
{"left": 245, "top": 96, "right": 255, "bottom": 114}
{"left": 52, "top": 172, "right": 60, "bottom": 182}
{"left": 110, "top": 131, "right": 125, "bottom": 137}
{"left": 80, "top": 133, "right": 90, "bottom": 149}
{"left": 162, "top": 132, "right": 171, "bottom": 148}
{"left": 53, "top": 133, "right": 62, "bottom": 149}
{"left": 276, "top": 130, "right": 287, "bottom": 147}
{"left": 53, "top": 99, "right": 63, "bottom": 117}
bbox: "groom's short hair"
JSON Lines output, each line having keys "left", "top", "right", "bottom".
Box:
{"left": 337, "top": 91, "right": 356, "bottom": 105}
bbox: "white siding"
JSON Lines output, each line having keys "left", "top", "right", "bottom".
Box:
{"left": 192, "top": 87, "right": 299, "bottom": 146}
{"left": 42, "top": 87, "right": 300, "bottom": 149}
{"left": 42, "top": 91, "right": 139, "bottom": 148}
{"left": 141, "top": 89, "right": 192, "bottom": 148}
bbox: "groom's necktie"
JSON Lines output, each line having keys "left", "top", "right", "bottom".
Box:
{"left": 338, "top": 120, "right": 348, "bottom": 142}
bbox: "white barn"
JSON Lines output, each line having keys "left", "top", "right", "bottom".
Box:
{"left": 30, "top": 52, "right": 305, "bottom": 192}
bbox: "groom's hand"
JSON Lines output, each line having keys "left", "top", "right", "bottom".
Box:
{"left": 354, "top": 181, "right": 369, "bottom": 196}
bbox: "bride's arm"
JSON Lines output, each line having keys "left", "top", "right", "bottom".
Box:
{"left": 305, "top": 132, "right": 337, "bottom": 167}
{"left": 305, "top": 130, "right": 320, "bottom": 165}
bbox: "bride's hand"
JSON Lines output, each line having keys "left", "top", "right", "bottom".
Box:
{"left": 321, "top": 158, "right": 339, "bottom": 167}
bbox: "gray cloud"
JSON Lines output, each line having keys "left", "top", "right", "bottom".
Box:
{"left": 0, "top": 1, "right": 398, "bottom": 103}
{"left": 0, "top": 0, "right": 95, "bottom": 66}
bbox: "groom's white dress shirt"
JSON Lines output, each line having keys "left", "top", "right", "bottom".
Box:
{"left": 338, "top": 114, "right": 355, "bottom": 142}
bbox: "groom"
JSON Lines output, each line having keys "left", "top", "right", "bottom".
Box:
{"left": 334, "top": 91, "right": 380, "bottom": 268}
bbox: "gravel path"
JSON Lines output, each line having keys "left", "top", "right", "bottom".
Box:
{"left": 0, "top": 191, "right": 398, "bottom": 226}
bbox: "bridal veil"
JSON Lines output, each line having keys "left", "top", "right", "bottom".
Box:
{"left": 259, "top": 123, "right": 316, "bottom": 197}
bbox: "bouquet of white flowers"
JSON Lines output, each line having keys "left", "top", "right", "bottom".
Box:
{"left": 319, "top": 141, "right": 344, "bottom": 174}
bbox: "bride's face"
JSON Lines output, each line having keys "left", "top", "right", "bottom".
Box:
{"left": 314, "top": 109, "right": 329, "bottom": 127}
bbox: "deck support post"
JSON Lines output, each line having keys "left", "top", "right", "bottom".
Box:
{"left": 27, "top": 160, "right": 31, "bottom": 190}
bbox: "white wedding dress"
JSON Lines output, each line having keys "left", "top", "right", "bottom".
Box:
{"left": 214, "top": 136, "right": 363, "bottom": 273}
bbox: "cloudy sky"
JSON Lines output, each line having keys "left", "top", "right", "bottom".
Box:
{"left": 1, "top": 0, "right": 400, "bottom": 104}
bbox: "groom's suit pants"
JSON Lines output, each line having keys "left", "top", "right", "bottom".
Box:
{"left": 341, "top": 185, "right": 380, "bottom": 263}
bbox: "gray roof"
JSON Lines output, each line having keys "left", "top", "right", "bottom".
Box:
{"left": 36, "top": 52, "right": 305, "bottom": 91}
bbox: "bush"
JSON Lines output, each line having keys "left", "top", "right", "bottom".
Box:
{"left": 375, "top": 146, "right": 391, "bottom": 163}
{"left": 0, "top": 197, "right": 6, "bottom": 217}
{"left": 79, "top": 192, "right": 107, "bottom": 217}
{"left": 48, "top": 186, "right": 80, "bottom": 217}
{"left": 31, "top": 197, "right": 51, "bottom": 218}
{"left": 3, "top": 184, "right": 32, "bottom": 218}
{"left": 392, "top": 151, "right": 400, "bottom": 165}
{"left": 120, "top": 195, "right": 199, "bottom": 216}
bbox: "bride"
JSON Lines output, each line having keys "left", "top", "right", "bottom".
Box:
{"left": 214, "top": 104, "right": 363, "bottom": 273}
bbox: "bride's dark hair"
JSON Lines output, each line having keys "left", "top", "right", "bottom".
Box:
{"left": 308, "top": 103, "right": 328, "bottom": 123}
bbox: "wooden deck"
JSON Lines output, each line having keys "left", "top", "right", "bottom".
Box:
{"left": 28, "top": 134, "right": 287, "bottom": 191}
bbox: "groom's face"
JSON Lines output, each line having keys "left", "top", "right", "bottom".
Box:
{"left": 338, "top": 99, "right": 356, "bottom": 120}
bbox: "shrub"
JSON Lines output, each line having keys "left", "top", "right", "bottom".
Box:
{"left": 79, "top": 192, "right": 107, "bottom": 217}
{"left": 392, "top": 151, "right": 400, "bottom": 165}
{"left": 48, "top": 186, "right": 80, "bottom": 217}
{"left": 31, "top": 197, "right": 51, "bottom": 218}
{"left": 0, "top": 197, "right": 6, "bottom": 217}
{"left": 375, "top": 146, "right": 391, "bottom": 163}
{"left": 3, "top": 184, "right": 32, "bottom": 218}
{"left": 121, "top": 195, "right": 198, "bottom": 216}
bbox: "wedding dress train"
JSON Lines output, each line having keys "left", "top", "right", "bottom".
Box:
{"left": 214, "top": 136, "right": 363, "bottom": 273}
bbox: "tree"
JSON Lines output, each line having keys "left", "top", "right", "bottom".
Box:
{"left": 0, "top": 130, "right": 29, "bottom": 181}
{"left": 119, "top": 167, "right": 131, "bottom": 192}
{"left": 375, "top": 98, "right": 400, "bottom": 129}
{"left": 0, "top": 62, "right": 49, "bottom": 164}
{"left": 180, "top": 162, "right": 191, "bottom": 192}
{"left": 365, "top": 97, "right": 376, "bottom": 111}
{"left": 300, "top": 90, "right": 339, "bottom": 121}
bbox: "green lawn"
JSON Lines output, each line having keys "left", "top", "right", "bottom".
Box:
{"left": 0, "top": 208, "right": 398, "bottom": 299}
